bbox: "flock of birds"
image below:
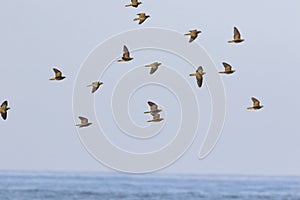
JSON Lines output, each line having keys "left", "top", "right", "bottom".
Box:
{"left": 1, "top": 0, "right": 264, "bottom": 127}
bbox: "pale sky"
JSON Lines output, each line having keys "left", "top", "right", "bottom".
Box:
{"left": 0, "top": 0, "right": 299, "bottom": 176}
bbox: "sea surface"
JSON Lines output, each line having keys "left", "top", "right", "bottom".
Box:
{"left": 0, "top": 171, "right": 299, "bottom": 200}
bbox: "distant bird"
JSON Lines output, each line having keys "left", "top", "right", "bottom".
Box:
{"left": 189, "top": 66, "right": 206, "bottom": 88}
{"left": 87, "top": 81, "right": 103, "bottom": 93}
{"left": 147, "top": 114, "right": 164, "bottom": 123}
{"left": 75, "top": 116, "right": 92, "bottom": 128}
{"left": 145, "top": 62, "right": 161, "bottom": 75}
{"left": 0, "top": 100, "right": 10, "bottom": 120}
{"left": 228, "top": 27, "right": 244, "bottom": 43}
{"left": 118, "top": 45, "right": 133, "bottom": 62}
{"left": 219, "top": 62, "right": 236, "bottom": 74}
{"left": 144, "top": 101, "right": 162, "bottom": 116}
{"left": 125, "top": 0, "right": 142, "bottom": 8}
{"left": 133, "top": 13, "right": 150, "bottom": 25}
{"left": 184, "top": 29, "right": 201, "bottom": 43}
{"left": 49, "top": 68, "right": 66, "bottom": 81}
{"left": 247, "top": 97, "right": 264, "bottom": 110}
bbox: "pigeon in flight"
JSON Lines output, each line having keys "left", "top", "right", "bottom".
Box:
{"left": 75, "top": 116, "right": 92, "bottom": 128}
{"left": 184, "top": 29, "right": 201, "bottom": 43}
{"left": 118, "top": 45, "right": 134, "bottom": 62}
{"left": 145, "top": 62, "right": 161, "bottom": 75}
{"left": 189, "top": 66, "right": 206, "bottom": 88}
{"left": 87, "top": 81, "right": 103, "bottom": 93}
{"left": 133, "top": 13, "right": 150, "bottom": 25}
{"left": 247, "top": 97, "right": 264, "bottom": 110}
{"left": 219, "top": 62, "right": 236, "bottom": 74}
{"left": 125, "top": 0, "right": 142, "bottom": 8}
{"left": 228, "top": 27, "right": 244, "bottom": 43}
{"left": 0, "top": 100, "right": 10, "bottom": 120}
{"left": 49, "top": 68, "right": 66, "bottom": 81}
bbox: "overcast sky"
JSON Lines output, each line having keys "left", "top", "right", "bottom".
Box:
{"left": 0, "top": 0, "right": 299, "bottom": 176}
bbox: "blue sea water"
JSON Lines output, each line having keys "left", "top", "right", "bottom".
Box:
{"left": 0, "top": 171, "right": 299, "bottom": 200}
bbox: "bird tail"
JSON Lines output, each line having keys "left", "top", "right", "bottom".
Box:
{"left": 133, "top": 18, "right": 140, "bottom": 21}
{"left": 228, "top": 40, "right": 234, "bottom": 43}
{"left": 189, "top": 73, "right": 196, "bottom": 76}
{"left": 49, "top": 78, "right": 56, "bottom": 80}
{"left": 117, "top": 59, "right": 125, "bottom": 62}
{"left": 125, "top": 4, "right": 132, "bottom": 7}
{"left": 147, "top": 120, "right": 153, "bottom": 123}
{"left": 184, "top": 33, "right": 191, "bottom": 36}
{"left": 144, "top": 111, "right": 151, "bottom": 114}
{"left": 87, "top": 84, "right": 92, "bottom": 87}
{"left": 247, "top": 107, "right": 254, "bottom": 110}
{"left": 218, "top": 72, "right": 226, "bottom": 74}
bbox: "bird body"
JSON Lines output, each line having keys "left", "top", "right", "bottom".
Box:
{"left": 87, "top": 81, "right": 103, "bottom": 93}
{"left": 228, "top": 27, "right": 244, "bottom": 43}
{"left": 49, "top": 68, "right": 65, "bottom": 81}
{"left": 76, "top": 116, "right": 92, "bottom": 128}
{"left": 133, "top": 13, "right": 150, "bottom": 25}
{"left": 0, "top": 100, "right": 10, "bottom": 120}
{"left": 189, "top": 66, "right": 205, "bottom": 88}
{"left": 118, "top": 45, "right": 133, "bottom": 62}
{"left": 247, "top": 97, "right": 264, "bottom": 110}
{"left": 184, "top": 29, "right": 201, "bottom": 43}
{"left": 145, "top": 62, "right": 161, "bottom": 74}
{"left": 219, "top": 62, "right": 236, "bottom": 74}
{"left": 147, "top": 114, "right": 164, "bottom": 123}
{"left": 125, "top": 0, "right": 142, "bottom": 8}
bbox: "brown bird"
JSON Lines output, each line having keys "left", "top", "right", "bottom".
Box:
{"left": 133, "top": 13, "right": 150, "bottom": 25}
{"left": 145, "top": 62, "right": 161, "bottom": 75}
{"left": 228, "top": 27, "right": 244, "bottom": 43}
{"left": 247, "top": 97, "right": 264, "bottom": 110}
{"left": 147, "top": 113, "right": 164, "bottom": 123}
{"left": 125, "top": 0, "right": 142, "bottom": 8}
{"left": 49, "top": 68, "right": 65, "bottom": 81}
{"left": 144, "top": 101, "right": 162, "bottom": 115}
{"left": 219, "top": 62, "right": 236, "bottom": 74}
{"left": 118, "top": 45, "right": 133, "bottom": 62}
{"left": 189, "top": 66, "right": 206, "bottom": 88}
{"left": 87, "top": 81, "right": 103, "bottom": 93}
{"left": 184, "top": 29, "right": 201, "bottom": 43}
{"left": 0, "top": 100, "right": 10, "bottom": 120}
{"left": 75, "top": 116, "right": 92, "bottom": 128}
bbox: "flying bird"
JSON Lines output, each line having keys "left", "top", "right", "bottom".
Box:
{"left": 125, "top": 0, "right": 142, "bottom": 8}
{"left": 75, "top": 116, "right": 92, "bottom": 128}
{"left": 189, "top": 66, "right": 206, "bottom": 88}
{"left": 49, "top": 68, "right": 66, "bottom": 81}
{"left": 145, "top": 62, "right": 161, "bottom": 75}
{"left": 247, "top": 97, "right": 264, "bottom": 110}
{"left": 184, "top": 29, "right": 201, "bottom": 43}
{"left": 118, "top": 45, "right": 133, "bottom": 62}
{"left": 133, "top": 13, "right": 150, "bottom": 25}
{"left": 144, "top": 101, "right": 162, "bottom": 116}
{"left": 219, "top": 62, "right": 236, "bottom": 74}
{"left": 87, "top": 81, "right": 103, "bottom": 93}
{"left": 228, "top": 27, "right": 244, "bottom": 43}
{"left": 0, "top": 100, "right": 10, "bottom": 120}
{"left": 147, "top": 114, "right": 164, "bottom": 123}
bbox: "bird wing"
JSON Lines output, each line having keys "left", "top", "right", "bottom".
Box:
{"left": 196, "top": 66, "right": 204, "bottom": 74}
{"left": 222, "top": 62, "right": 232, "bottom": 71}
{"left": 233, "top": 27, "right": 241, "bottom": 40}
{"left": 1, "top": 112, "right": 7, "bottom": 120}
{"left": 189, "top": 35, "right": 197, "bottom": 43}
{"left": 53, "top": 68, "right": 62, "bottom": 77}
{"left": 131, "top": 0, "right": 137, "bottom": 3}
{"left": 79, "top": 116, "right": 88, "bottom": 124}
{"left": 138, "top": 18, "right": 146, "bottom": 24}
{"left": 1, "top": 100, "right": 8, "bottom": 108}
{"left": 123, "top": 45, "right": 130, "bottom": 58}
{"left": 148, "top": 101, "right": 158, "bottom": 111}
{"left": 150, "top": 66, "right": 158, "bottom": 74}
{"left": 92, "top": 85, "right": 100, "bottom": 93}
{"left": 251, "top": 97, "right": 260, "bottom": 107}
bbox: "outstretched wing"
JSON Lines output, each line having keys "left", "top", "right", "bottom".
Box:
{"left": 196, "top": 66, "right": 204, "bottom": 74}
{"left": 1, "top": 100, "right": 8, "bottom": 108}
{"left": 251, "top": 97, "right": 260, "bottom": 107}
{"left": 1, "top": 112, "right": 7, "bottom": 120}
{"left": 233, "top": 27, "right": 241, "bottom": 40}
{"left": 196, "top": 74, "right": 203, "bottom": 88}
{"left": 79, "top": 116, "right": 88, "bottom": 124}
{"left": 53, "top": 68, "right": 62, "bottom": 77}
{"left": 123, "top": 45, "right": 130, "bottom": 58}
{"left": 148, "top": 101, "right": 158, "bottom": 111}
{"left": 222, "top": 62, "right": 232, "bottom": 71}
{"left": 150, "top": 66, "right": 158, "bottom": 74}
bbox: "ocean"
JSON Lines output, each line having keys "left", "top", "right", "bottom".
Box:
{"left": 0, "top": 171, "right": 299, "bottom": 200}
